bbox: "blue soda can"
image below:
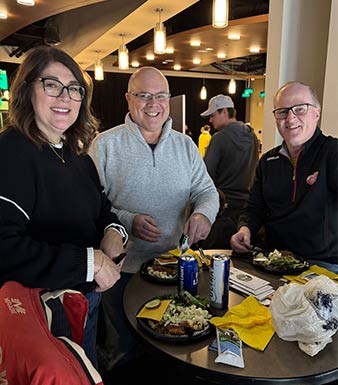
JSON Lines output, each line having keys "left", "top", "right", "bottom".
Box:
{"left": 209, "top": 254, "right": 230, "bottom": 309}
{"left": 178, "top": 254, "right": 199, "bottom": 295}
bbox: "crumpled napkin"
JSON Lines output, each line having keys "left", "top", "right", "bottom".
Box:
{"left": 209, "top": 295, "right": 275, "bottom": 351}
{"left": 136, "top": 299, "right": 172, "bottom": 322}
{"left": 283, "top": 264, "right": 338, "bottom": 284}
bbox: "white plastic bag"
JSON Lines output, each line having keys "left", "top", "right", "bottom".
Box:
{"left": 269, "top": 275, "right": 338, "bottom": 356}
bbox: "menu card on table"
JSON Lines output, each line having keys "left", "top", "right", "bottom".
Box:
{"left": 229, "top": 267, "right": 275, "bottom": 302}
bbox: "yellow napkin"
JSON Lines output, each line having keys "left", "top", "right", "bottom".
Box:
{"left": 136, "top": 299, "right": 172, "bottom": 322}
{"left": 284, "top": 264, "right": 338, "bottom": 284}
{"left": 209, "top": 296, "right": 275, "bottom": 351}
{"left": 168, "top": 248, "right": 203, "bottom": 267}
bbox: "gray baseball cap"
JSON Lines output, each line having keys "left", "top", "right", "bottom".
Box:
{"left": 200, "top": 94, "right": 234, "bottom": 117}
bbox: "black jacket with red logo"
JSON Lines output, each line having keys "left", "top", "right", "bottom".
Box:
{"left": 239, "top": 127, "right": 338, "bottom": 262}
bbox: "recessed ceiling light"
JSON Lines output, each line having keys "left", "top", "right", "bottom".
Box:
{"left": 193, "top": 58, "right": 201, "bottom": 65}
{"left": 205, "top": 47, "right": 213, "bottom": 51}
{"left": 173, "top": 64, "right": 181, "bottom": 71}
{"left": 165, "top": 47, "right": 174, "bottom": 54}
{"left": 217, "top": 52, "right": 226, "bottom": 59}
{"left": 165, "top": 59, "right": 174, "bottom": 62}
{"left": 197, "top": 49, "right": 207, "bottom": 53}
{"left": 249, "top": 46, "right": 260, "bottom": 53}
{"left": 146, "top": 53, "right": 155, "bottom": 60}
{"left": 190, "top": 40, "right": 200, "bottom": 47}
{"left": 0, "top": 10, "right": 7, "bottom": 19}
{"left": 131, "top": 61, "right": 139, "bottom": 68}
{"left": 162, "top": 61, "right": 168, "bottom": 64}
{"left": 17, "top": 0, "right": 35, "bottom": 5}
{"left": 228, "top": 33, "right": 241, "bottom": 40}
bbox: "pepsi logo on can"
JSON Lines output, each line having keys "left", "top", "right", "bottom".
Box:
{"left": 178, "top": 254, "right": 199, "bottom": 296}
{"left": 209, "top": 254, "right": 230, "bottom": 309}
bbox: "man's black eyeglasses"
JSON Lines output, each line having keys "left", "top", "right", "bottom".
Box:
{"left": 272, "top": 103, "right": 316, "bottom": 120}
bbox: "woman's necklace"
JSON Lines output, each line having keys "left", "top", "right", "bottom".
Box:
{"left": 48, "top": 143, "right": 65, "bottom": 164}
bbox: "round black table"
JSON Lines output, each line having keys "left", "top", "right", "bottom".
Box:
{"left": 123, "top": 250, "right": 338, "bottom": 385}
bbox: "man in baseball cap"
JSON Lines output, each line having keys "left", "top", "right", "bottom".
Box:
{"left": 200, "top": 94, "right": 234, "bottom": 117}
{"left": 199, "top": 93, "right": 259, "bottom": 250}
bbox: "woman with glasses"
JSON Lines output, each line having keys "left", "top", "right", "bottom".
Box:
{"left": 0, "top": 46, "right": 128, "bottom": 377}
{"left": 230, "top": 81, "right": 338, "bottom": 273}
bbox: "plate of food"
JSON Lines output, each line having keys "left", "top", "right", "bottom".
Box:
{"left": 252, "top": 247, "right": 310, "bottom": 275}
{"left": 136, "top": 291, "right": 214, "bottom": 343}
{"left": 140, "top": 254, "right": 179, "bottom": 285}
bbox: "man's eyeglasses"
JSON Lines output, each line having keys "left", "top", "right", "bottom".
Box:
{"left": 37, "top": 77, "right": 85, "bottom": 102}
{"left": 272, "top": 103, "right": 316, "bottom": 120}
{"left": 128, "top": 91, "right": 171, "bottom": 101}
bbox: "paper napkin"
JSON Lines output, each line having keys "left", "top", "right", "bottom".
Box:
{"left": 284, "top": 264, "right": 338, "bottom": 284}
{"left": 209, "top": 295, "right": 275, "bottom": 351}
{"left": 168, "top": 248, "right": 203, "bottom": 267}
{"left": 136, "top": 299, "right": 172, "bottom": 322}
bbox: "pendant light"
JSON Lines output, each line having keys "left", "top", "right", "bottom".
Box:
{"left": 154, "top": 8, "right": 166, "bottom": 54}
{"left": 228, "top": 78, "right": 236, "bottom": 94}
{"left": 200, "top": 79, "right": 207, "bottom": 100}
{"left": 118, "top": 33, "right": 129, "bottom": 70}
{"left": 94, "top": 51, "right": 104, "bottom": 81}
{"left": 212, "top": 0, "right": 229, "bottom": 28}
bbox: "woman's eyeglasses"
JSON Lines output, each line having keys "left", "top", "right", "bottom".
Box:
{"left": 37, "top": 77, "right": 85, "bottom": 102}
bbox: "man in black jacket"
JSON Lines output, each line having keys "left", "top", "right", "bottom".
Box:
{"left": 200, "top": 94, "right": 259, "bottom": 248}
{"left": 231, "top": 81, "right": 338, "bottom": 273}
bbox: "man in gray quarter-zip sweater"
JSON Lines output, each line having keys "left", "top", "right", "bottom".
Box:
{"left": 89, "top": 66, "right": 219, "bottom": 370}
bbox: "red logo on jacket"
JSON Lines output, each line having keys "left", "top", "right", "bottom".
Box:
{"left": 306, "top": 171, "right": 319, "bottom": 185}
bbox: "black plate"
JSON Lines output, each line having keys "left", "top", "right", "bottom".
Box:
{"left": 140, "top": 258, "right": 178, "bottom": 285}
{"left": 136, "top": 297, "right": 214, "bottom": 343}
{"left": 251, "top": 248, "right": 310, "bottom": 275}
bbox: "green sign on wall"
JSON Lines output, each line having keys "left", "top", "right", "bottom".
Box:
{"left": 0, "top": 70, "right": 8, "bottom": 90}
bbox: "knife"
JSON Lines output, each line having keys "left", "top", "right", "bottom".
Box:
{"left": 178, "top": 234, "right": 190, "bottom": 255}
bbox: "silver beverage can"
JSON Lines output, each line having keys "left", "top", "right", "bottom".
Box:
{"left": 209, "top": 254, "right": 230, "bottom": 309}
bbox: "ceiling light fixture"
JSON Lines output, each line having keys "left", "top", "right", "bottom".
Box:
{"left": 118, "top": 33, "right": 129, "bottom": 70}
{"left": 212, "top": 0, "right": 229, "bottom": 28}
{"left": 217, "top": 52, "right": 226, "bottom": 59}
{"left": 228, "top": 33, "right": 241, "bottom": 40}
{"left": 94, "top": 51, "right": 104, "bottom": 81}
{"left": 0, "top": 10, "right": 8, "bottom": 19}
{"left": 154, "top": 8, "right": 166, "bottom": 54}
{"left": 200, "top": 79, "right": 207, "bottom": 100}
{"left": 44, "top": 25, "right": 61, "bottom": 46}
{"left": 173, "top": 64, "right": 181, "bottom": 71}
{"left": 228, "top": 78, "right": 236, "bottom": 94}
{"left": 190, "top": 40, "right": 200, "bottom": 47}
{"left": 17, "top": 0, "right": 35, "bottom": 5}
{"left": 146, "top": 53, "right": 155, "bottom": 60}
{"left": 131, "top": 61, "right": 139, "bottom": 68}
{"left": 249, "top": 46, "right": 260, "bottom": 53}
{"left": 193, "top": 58, "right": 201, "bottom": 65}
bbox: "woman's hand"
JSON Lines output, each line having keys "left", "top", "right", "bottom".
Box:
{"left": 93, "top": 249, "right": 121, "bottom": 292}
{"left": 100, "top": 228, "right": 125, "bottom": 260}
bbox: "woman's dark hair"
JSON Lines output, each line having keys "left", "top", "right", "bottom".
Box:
{"left": 8, "top": 45, "right": 99, "bottom": 154}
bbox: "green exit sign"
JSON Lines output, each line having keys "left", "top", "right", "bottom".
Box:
{"left": 0, "top": 70, "right": 8, "bottom": 90}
